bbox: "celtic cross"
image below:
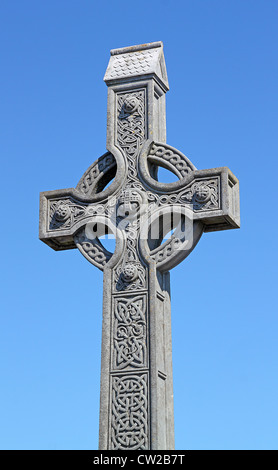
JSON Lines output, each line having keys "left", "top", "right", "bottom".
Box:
{"left": 39, "top": 42, "right": 240, "bottom": 450}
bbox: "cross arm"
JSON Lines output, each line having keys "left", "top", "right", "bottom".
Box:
{"left": 138, "top": 141, "right": 240, "bottom": 272}
{"left": 39, "top": 150, "right": 123, "bottom": 251}
{"left": 185, "top": 166, "right": 240, "bottom": 232}
{"left": 139, "top": 141, "right": 240, "bottom": 232}
{"left": 39, "top": 187, "right": 113, "bottom": 251}
{"left": 39, "top": 188, "right": 90, "bottom": 250}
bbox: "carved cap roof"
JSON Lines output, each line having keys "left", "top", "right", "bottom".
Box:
{"left": 104, "top": 41, "right": 169, "bottom": 90}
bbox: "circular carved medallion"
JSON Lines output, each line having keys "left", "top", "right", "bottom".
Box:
{"left": 122, "top": 264, "right": 139, "bottom": 283}
{"left": 123, "top": 97, "right": 139, "bottom": 114}
{"left": 194, "top": 185, "right": 211, "bottom": 203}
{"left": 55, "top": 204, "right": 71, "bottom": 222}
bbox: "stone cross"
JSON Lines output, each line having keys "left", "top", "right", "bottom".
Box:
{"left": 39, "top": 42, "right": 240, "bottom": 450}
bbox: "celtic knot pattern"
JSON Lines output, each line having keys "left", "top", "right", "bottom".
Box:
{"left": 180, "top": 178, "right": 219, "bottom": 211}
{"left": 49, "top": 199, "right": 106, "bottom": 231}
{"left": 113, "top": 295, "right": 147, "bottom": 370}
{"left": 117, "top": 90, "right": 145, "bottom": 185}
{"left": 74, "top": 228, "right": 112, "bottom": 270}
{"left": 157, "top": 177, "right": 220, "bottom": 211}
{"left": 114, "top": 187, "right": 147, "bottom": 291}
{"left": 122, "top": 264, "right": 138, "bottom": 282}
{"left": 148, "top": 142, "right": 195, "bottom": 178}
{"left": 76, "top": 152, "right": 116, "bottom": 196}
{"left": 49, "top": 199, "right": 86, "bottom": 230}
{"left": 111, "top": 374, "right": 148, "bottom": 450}
{"left": 114, "top": 262, "right": 146, "bottom": 292}
{"left": 113, "top": 215, "right": 147, "bottom": 292}
{"left": 151, "top": 237, "right": 182, "bottom": 265}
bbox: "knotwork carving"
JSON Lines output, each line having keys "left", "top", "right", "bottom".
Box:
{"left": 151, "top": 237, "right": 182, "bottom": 265}
{"left": 114, "top": 262, "right": 146, "bottom": 292}
{"left": 111, "top": 374, "right": 148, "bottom": 450}
{"left": 49, "top": 199, "right": 106, "bottom": 231}
{"left": 114, "top": 258, "right": 146, "bottom": 291}
{"left": 180, "top": 178, "right": 219, "bottom": 211}
{"left": 114, "top": 188, "right": 147, "bottom": 291}
{"left": 158, "top": 177, "right": 220, "bottom": 211}
{"left": 74, "top": 228, "right": 112, "bottom": 270}
{"left": 112, "top": 295, "right": 147, "bottom": 370}
{"left": 121, "top": 264, "right": 139, "bottom": 283}
{"left": 76, "top": 152, "right": 116, "bottom": 196}
{"left": 117, "top": 90, "right": 146, "bottom": 185}
{"left": 117, "top": 189, "right": 143, "bottom": 219}
{"left": 148, "top": 142, "right": 195, "bottom": 178}
{"left": 49, "top": 199, "right": 86, "bottom": 230}
{"left": 122, "top": 96, "right": 140, "bottom": 114}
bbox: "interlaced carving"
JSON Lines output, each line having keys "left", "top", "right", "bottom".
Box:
{"left": 49, "top": 199, "right": 107, "bottom": 231}
{"left": 157, "top": 178, "right": 220, "bottom": 211}
{"left": 76, "top": 152, "right": 116, "bottom": 196}
{"left": 114, "top": 188, "right": 147, "bottom": 291}
{"left": 179, "top": 178, "right": 219, "bottom": 211}
{"left": 151, "top": 237, "right": 182, "bottom": 265}
{"left": 111, "top": 374, "right": 148, "bottom": 450}
{"left": 74, "top": 228, "right": 112, "bottom": 270}
{"left": 113, "top": 216, "right": 147, "bottom": 291}
{"left": 117, "top": 90, "right": 146, "bottom": 186}
{"left": 148, "top": 142, "right": 195, "bottom": 178}
{"left": 114, "top": 262, "right": 146, "bottom": 291}
{"left": 112, "top": 295, "right": 147, "bottom": 370}
{"left": 49, "top": 199, "right": 87, "bottom": 230}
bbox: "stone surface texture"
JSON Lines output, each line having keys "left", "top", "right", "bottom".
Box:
{"left": 39, "top": 41, "right": 240, "bottom": 450}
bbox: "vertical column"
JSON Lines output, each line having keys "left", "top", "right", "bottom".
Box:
{"left": 99, "top": 265, "right": 175, "bottom": 450}
{"left": 99, "top": 42, "right": 173, "bottom": 450}
{"left": 149, "top": 268, "right": 175, "bottom": 450}
{"left": 105, "top": 80, "right": 151, "bottom": 450}
{"left": 109, "top": 268, "right": 150, "bottom": 450}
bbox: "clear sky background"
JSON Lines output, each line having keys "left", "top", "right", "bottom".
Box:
{"left": 1, "top": 0, "right": 277, "bottom": 450}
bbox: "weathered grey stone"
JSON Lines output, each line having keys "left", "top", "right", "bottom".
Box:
{"left": 39, "top": 41, "right": 240, "bottom": 450}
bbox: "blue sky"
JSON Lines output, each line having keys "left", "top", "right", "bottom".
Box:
{"left": 1, "top": 0, "right": 278, "bottom": 450}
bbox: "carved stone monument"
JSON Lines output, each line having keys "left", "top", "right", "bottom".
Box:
{"left": 39, "top": 42, "right": 240, "bottom": 450}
